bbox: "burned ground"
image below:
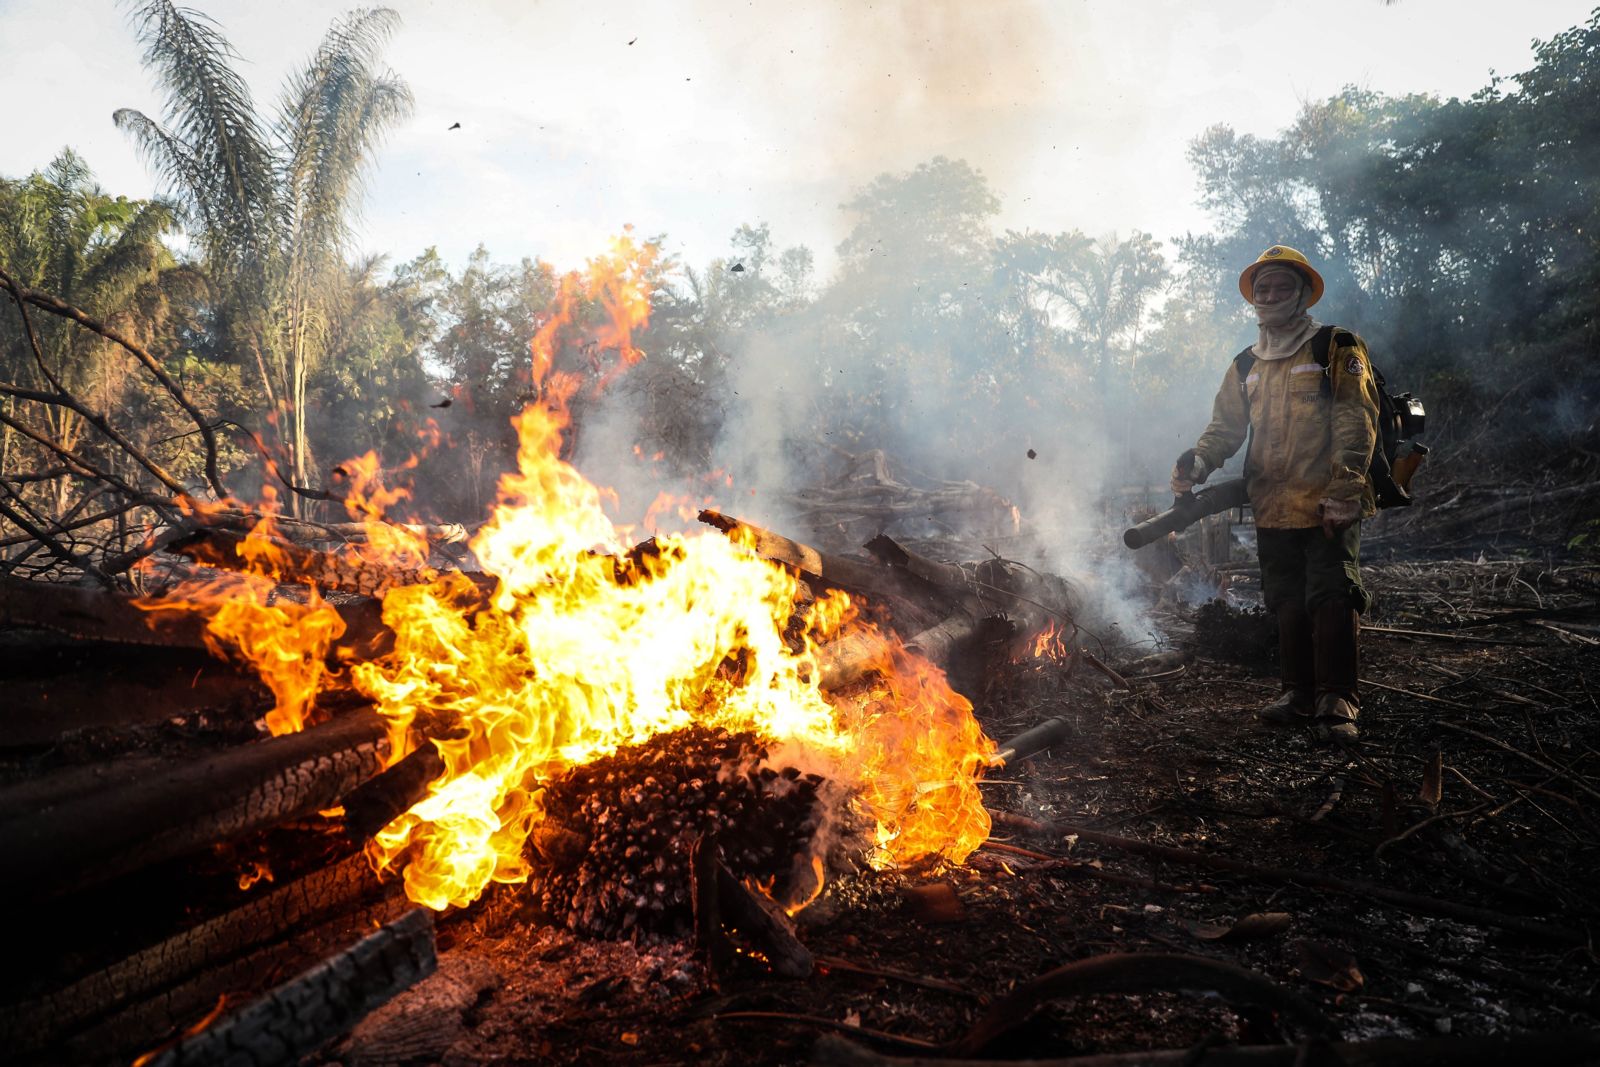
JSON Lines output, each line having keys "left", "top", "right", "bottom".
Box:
{"left": 3, "top": 552, "right": 1599, "bottom": 1065}
{"left": 341, "top": 555, "right": 1600, "bottom": 1064}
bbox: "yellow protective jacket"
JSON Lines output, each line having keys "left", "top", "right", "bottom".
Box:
{"left": 1194, "top": 328, "right": 1381, "bottom": 530}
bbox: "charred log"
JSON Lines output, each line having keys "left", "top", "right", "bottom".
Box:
{"left": 167, "top": 527, "right": 493, "bottom": 600}
{"left": 136, "top": 908, "right": 435, "bottom": 1067}
{"left": 0, "top": 710, "right": 387, "bottom": 904}
{"left": 1, "top": 573, "right": 208, "bottom": 648}
{"left": 697, "top": 509, "right": 943, "bottom": 610}
{"left": 0, "top": 575, "right": 394, "bottom": 659}
{"left": 0, "top": 853, "right": 389, "bottom": 1056}
{"left": 342, "top": 743, "right": 448, "bottom": 840}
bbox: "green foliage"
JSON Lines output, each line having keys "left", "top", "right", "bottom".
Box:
{"left": 116, "top": 1, "right": 413, "bottom": 498}
{"left": 1180, "top": 8, "right": 1600, "bottom": 470}
{"left": 0, "top": 151, "right": 178, "bottom": 476}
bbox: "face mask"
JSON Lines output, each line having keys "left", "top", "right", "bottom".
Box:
{"left": 1252, "top": 268, "right": 1306, "bottom": 325}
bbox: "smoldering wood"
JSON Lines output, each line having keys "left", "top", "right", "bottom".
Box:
{"left": 0, "top": 853, "right": 388, "bottom": 1053}
{"left": 814, "top": 1029, "right": 1600, "bottom": 1067}
{"left": 0, "top": 709, "right": 388, "bottom": 904}
{"left": 1, "top": 574, "right": 395, "bottom": 661}
{"left": 815, "top": 608, "right": 982, "bottom": 691}
{"left": 692, "top": 834, "right": 736, "bottom": 980}
{"left": 713, "top": 859, "right": 814, "bottom": 978}
{"left": 696, "top": 513, "right": 1074, "bottom": 690}
{"left": 343, "top": 742, "right": 447, "bottom": 839}
{"left": 54, "top": 894, "right": 414, "bottom": 1062}
{"left": 697, "top": 509, "right": 946, "bottom": 610}
{"left": 168, "top": 527, "right": 473, "bottom": 600}
{"left": 329, "top": 954, "right": 502, "bottom": 1067}
{"left": 138, "top": 908, "right": 435, "bottom": 1067}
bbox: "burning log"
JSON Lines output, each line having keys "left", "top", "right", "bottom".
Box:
{"left": 816, "top": 608, "right": 983, "bottom": 691}
{"left": 693, "top": 834, "right": 814, "bottom": 983}
{"left": 167, "top": 527, "right": 494, "bottom": 600}
{"left": 527, "top": 725, "right": 826, "bottom": 940}
{"left": 699, "top": 513, "right": 1076, "bottom": 689}
{"left": 0, "top": 709, "right": 387, "bottom": 904}
{"left": 342, "top": 743, "right": 448, "bottom": 840}
{"left": 0, "top": 574, "right": 393, "bottom": 660}
{"left": 697, "top": 509, "right": 944, "bottom": 610}
{"left": 137, "top": 908, "right": 436, "bottom": 1067}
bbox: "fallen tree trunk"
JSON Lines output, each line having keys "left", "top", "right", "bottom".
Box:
{"left": 139, "top": 907, "right": 435, "bottom": 1067}
{"left": 168, "top": 528, "right": 494, "bottom": 601}
{"left": 0, "top": 853, "right": 386, "bottom": 1052}
{"left": 0, "top": 710, "right": 388, "bottom": 904}
{"left": 697, "top": 510, "right": 943, "bottom": 609}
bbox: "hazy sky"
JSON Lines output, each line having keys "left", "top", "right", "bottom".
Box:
{"left": 1, "top": 0, "right": 1594, "bottom": 276}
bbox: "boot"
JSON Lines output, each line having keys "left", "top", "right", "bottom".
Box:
{"left": 1259, "top": 601, "right": 1314, "bottom": 724}
{"left": 1312, "top": 598, "right": 1361, "bottom": 744}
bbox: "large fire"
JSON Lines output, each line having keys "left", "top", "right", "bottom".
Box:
{"left": 138, "top": 235, "right": 994, "bottom": 914}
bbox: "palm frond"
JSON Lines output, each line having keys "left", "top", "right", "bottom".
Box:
{"left": 113, "top": 108, "right": 213, "bottom": 245}
{"left": 122, "top": 0, "right": 281, "bottom": 270}
{"left": 80, "top": 200, "right": 179, "bottom": 311}
{"left": 279, "top": 8, "right": 412, "bottom": 272}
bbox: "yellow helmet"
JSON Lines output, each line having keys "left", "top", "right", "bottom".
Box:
{"left": 1239, "top": 245, "right": 1325, "bottom": 307}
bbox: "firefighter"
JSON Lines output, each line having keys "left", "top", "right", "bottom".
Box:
{"left": 1171, "top": 246, "right": 1381, "bottom": 743}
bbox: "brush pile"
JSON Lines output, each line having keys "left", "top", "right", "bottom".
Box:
{"left": 526, "top": 725, "right": 827, "bottom": 939}
{"left": 1187, "top": 598, "right": 1277, "bottom": 667}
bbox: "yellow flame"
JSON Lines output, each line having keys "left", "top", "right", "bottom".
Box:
{"left": 134, "top": 237, "right": 994, "bottom": 913}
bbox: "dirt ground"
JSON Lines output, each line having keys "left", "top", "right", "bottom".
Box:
{"left": 325, "top": 552, "right": 1600, "bottom": 1065}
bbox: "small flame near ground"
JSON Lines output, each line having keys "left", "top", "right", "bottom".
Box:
{"left": 138, "top": 234, "right": 995, "bottom": 914}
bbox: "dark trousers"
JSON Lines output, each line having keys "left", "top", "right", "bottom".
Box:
{"left": 1258, "top": 526, "right": 1365, "bottom": 705}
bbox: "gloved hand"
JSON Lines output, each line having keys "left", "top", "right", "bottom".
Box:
{"left": 1318, "top": 496, "right": 1361, "bottom": 538}
{"left": 1170, "top": 449, "right": 1211, "bottom": 495}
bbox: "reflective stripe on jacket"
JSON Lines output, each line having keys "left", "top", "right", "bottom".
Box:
{"left": 1193, "top": 329, "right": 1381, "bottom": 529}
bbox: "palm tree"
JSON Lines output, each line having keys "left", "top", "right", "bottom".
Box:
{"left": 0, "top": 150, "right": 177, "bottom": 505}
{"left": 115, "top": 2, "right": 412, "bottom": 507}
{"left": 1037, "top": 231, "right": 1171, "bottom": 393}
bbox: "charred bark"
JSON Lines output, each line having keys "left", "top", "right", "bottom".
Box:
{"left": 0, "top": 853, "right": 388, "bottom": 1054}
{"left": 167, "top": 527, "right": 493, "bottom": 600}
{"left": 697, "top": 510, "right": 943, "bottom": 610}
{"left": 0, "top": 710, "right": 388, "bottom": 904}
{"left": 136, "top": 908, "right": 435, "bottom": 1067}
{"left": 342, "top": 743, "right": 447, "bottom": 840}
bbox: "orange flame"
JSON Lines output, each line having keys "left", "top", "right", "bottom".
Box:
{"left": 135, "top": 237, "right": 994, "bottom": 914}
{"left": 1029, "top": 620, "right": 1070, "bottom": 663}
{"left": 236, "top": 860, "right": 274, "bottom": 891}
